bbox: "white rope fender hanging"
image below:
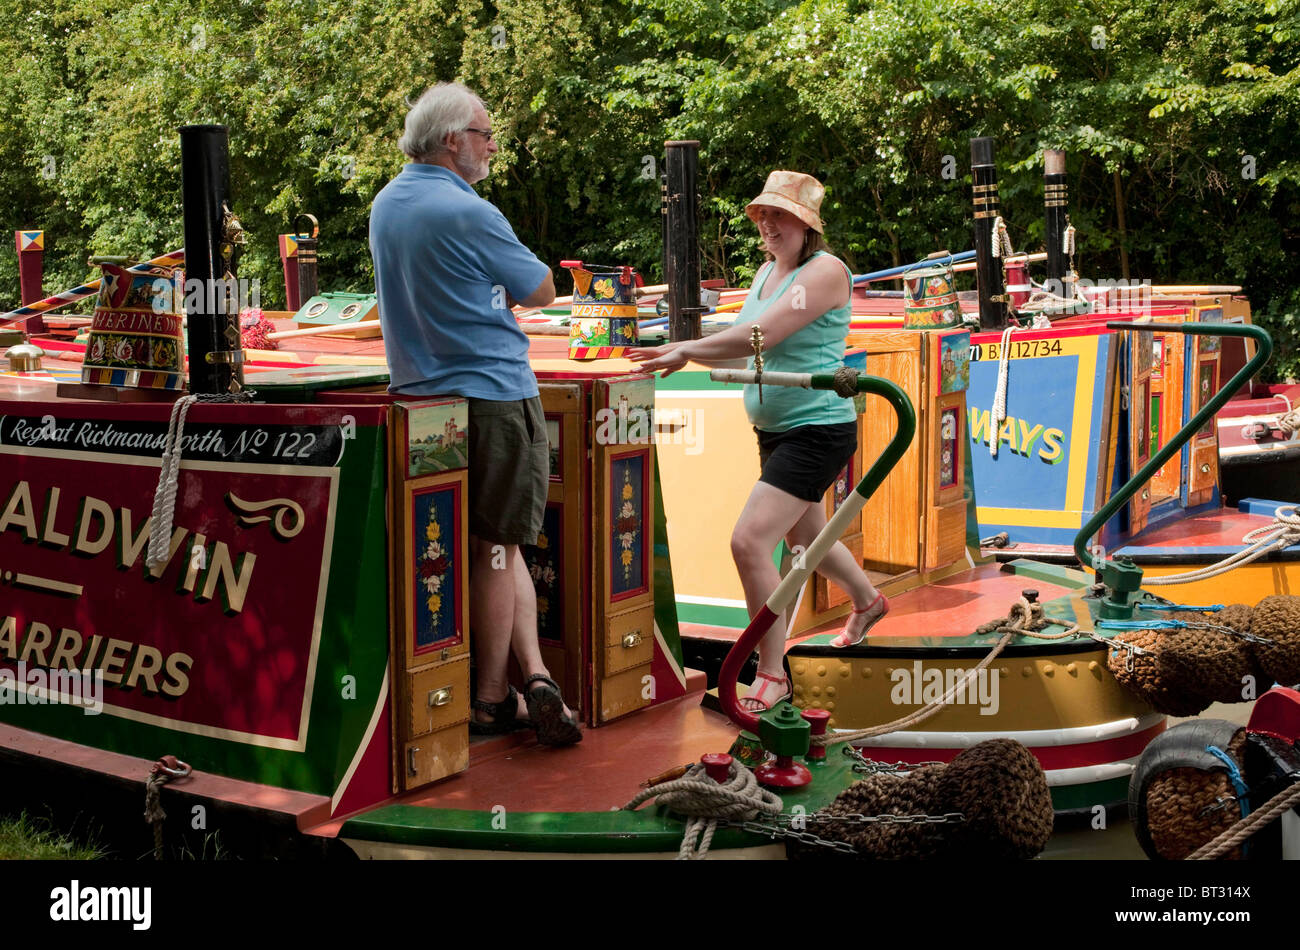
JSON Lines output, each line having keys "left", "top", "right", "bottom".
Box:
{"left": 145, "top": 395, "right": 200, "bottom": 572}
{"left": 144, "top": 392, "right": 254, "bottom": 572}
{"left": 991, "top": 216, "right": 1014, "bottom": 259}
{"left": 989, "top": 323, "right": 1025, "bottom": 459}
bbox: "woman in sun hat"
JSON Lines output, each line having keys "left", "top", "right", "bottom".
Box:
{"left": 629, "top": 170, "right": 887, "bottom": 711}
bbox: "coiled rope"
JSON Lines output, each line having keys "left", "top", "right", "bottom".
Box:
{"left": 1275, "top": 404, "right": 1300, "bottom": 436}
{"left": 622, "top": 759, "right": 783, "bottom": 859}
{"left": 1142, "top": 506, "right": 1300, "bottom": 586}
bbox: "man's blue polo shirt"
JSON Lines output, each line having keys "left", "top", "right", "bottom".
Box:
{"left": 369, "top": 164, "right": 551, "bottom": 400}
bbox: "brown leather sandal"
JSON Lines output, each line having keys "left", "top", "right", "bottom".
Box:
{"left": 469, "top": 684, "right": 528, "bottom": 735}
{"left": 524, "top": 674, "right": 583, "bottom": 747}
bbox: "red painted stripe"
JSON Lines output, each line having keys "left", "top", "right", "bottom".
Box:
{"left": 857, "top": 719, "right": 1165, "bottom": 772}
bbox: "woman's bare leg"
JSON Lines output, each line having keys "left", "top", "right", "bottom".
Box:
{"left": 730, "top": 481, "right": 814, "bottom": 697}
{"left": 786, "top": 502, "right": 884, "bottom": 640}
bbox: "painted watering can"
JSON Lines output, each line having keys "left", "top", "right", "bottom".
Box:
{"left": 902, "top": 253, "right": 961, "bottom": 330}
{"left": 82, "top": 257, "right": 185, "bottom": 389}
{"left": 562, "top": 260, "right": 640, "bottom": 360}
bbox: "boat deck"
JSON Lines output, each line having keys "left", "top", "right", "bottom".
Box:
{"left": 683, "top": 560, "right": 1084, "bottom": 648}
{"left": 369, "top": 678, "right": 737, "bottom": 816}
{"left": 988, "top": 503, "right": 1298, "bottom": 562}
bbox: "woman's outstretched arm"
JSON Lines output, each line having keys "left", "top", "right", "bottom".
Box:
{"left": 627, "top": 256, "right": 850, "bottom": 375}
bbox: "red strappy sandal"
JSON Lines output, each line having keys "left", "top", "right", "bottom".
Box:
{"left": 739, "top": 671, "right": 792, "bottom": 712}
{"left": 830, "top": 592, "right": 888, "bottom": 648}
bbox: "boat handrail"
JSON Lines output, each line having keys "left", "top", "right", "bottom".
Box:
{"left": 1073, "top": 321, "right": 1273, "bottom": 609}
{"left": 707, "top": 366, "right": 916, "bottom": 734}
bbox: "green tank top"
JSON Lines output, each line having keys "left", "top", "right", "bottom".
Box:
{"left": 740, "top": 251, "right": 856, "bottom": 431}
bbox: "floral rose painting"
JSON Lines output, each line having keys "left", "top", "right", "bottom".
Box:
{"left": 413, "top": 487, "right": 457, "bottom": 650}
{"left": 611, "top": 456, "right": 645, "bottom": 596}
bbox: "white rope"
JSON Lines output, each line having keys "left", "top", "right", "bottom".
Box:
{"left": 1144, "top": 506, "right": 1300, "bottom": 586}
{"left": 1276, "top": 404, "right": 1300, "bottom": 436}
{"left": 989, "top": 324, "right": 1023, "bottom": 459}
{"left": 991, "top": 216, "right": 1014, "bottom": 259}
{"left": 145, "top": 395, "right": 199, "bottom": 572}
{"left": 142, "top": 391, "right": 254, "bottom": 571}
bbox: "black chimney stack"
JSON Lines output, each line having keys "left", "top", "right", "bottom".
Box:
{"left": 970, "top": 137, "right": 1008, "bottom": 331}
{"left": 664, "top": 141, "right": 704, "bottom": 342}
{"left": 181, "top": 125, "right": 244, "bottom": 394}
{"left": 1043, "top": 149, "right": 1072, "bottom": 300}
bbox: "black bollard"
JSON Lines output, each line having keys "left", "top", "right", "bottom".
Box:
{"left": 664, "top": 140, "right": 704, "bottom": 342}
{"left": 180, "top": 124, "right": 244, "bottom": 395}
{"left": 970, "top": 137, "right": 1008, "bottom": 331}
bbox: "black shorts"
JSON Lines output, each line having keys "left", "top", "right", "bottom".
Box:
{"left": 466, "top": 395, "right": 548, "bottom": 545}
{"left": 755, "top": 422, "right": 858, "bottom": 503}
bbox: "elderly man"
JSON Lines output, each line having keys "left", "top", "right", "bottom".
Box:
{"left": 369, "top": 82, "right": 581, "bottom": 746}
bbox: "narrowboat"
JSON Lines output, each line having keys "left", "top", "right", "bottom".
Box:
{"left": 1, "top": 130, "right": 1295, "bottom": 860}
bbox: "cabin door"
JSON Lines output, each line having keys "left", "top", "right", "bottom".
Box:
{"left": 523, "top": 383, "right": 586, "bottom": 717}
{"left": 923, "top": 383, "right": 969, "bottom": 571}
{"left": 1128, "top": 332, "right": 1155, "bottom": 534}
{"left": 591, "top": 377, "right": 656, "bottom": 723}
{"left": 1184, "top": 307, "right": 1224, "bottom": 507}
{"left": 389, "top": 401, "right": 473, "bottom": 793}
{"left": 1150, "top": 333, "right": 1180, "bottom": 504}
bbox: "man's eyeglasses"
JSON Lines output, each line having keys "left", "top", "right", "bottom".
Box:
{"left": 463, "top": 127, "right": 496, "bottom": 142}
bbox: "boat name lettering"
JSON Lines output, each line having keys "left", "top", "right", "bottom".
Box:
{"left": 571, "top": 304, "right": 625, "bottom": 318}
{"left": 967, "top": 409, "right": 1065, "bottom": 463}
{"left": 969, "top": 338, "right": 1064, "bottom": 362}
{"left": 0, "top": 615, "right": 193, "bottom": 700}
{"left": 0, "top": 479, "right": 261, "bottom": 615}
{"left": 0, "top": 416, "right": 339, "bottom": 466}
{"left": 90, "top": 310, "right": 182, "bottom": 336}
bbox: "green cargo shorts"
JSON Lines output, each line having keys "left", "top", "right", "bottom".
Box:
{"left": 466, "top": 395, "right": 548, "bottom": 546}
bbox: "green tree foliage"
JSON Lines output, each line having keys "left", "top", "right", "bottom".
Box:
{"left": 0, "top": 0, "right": 1296, "bottom": 376}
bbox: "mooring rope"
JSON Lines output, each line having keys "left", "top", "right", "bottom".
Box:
{"left": 143, "top": 755, "right": 191, "bottom": 860}
{"left": 623, "top": 759, "right": 783, "bottom": 860}
{"left": 1142, "top": 506, "right": 1300, "bottom": 586}
{"left": 810, "top": 598, "right": 1079, "bottom": 747}
{"left": 1188, "top": 781, "right": 1300, "bottom": 860}
{"left": 1276, "top": 404, "right": 1300, "bottom": 436}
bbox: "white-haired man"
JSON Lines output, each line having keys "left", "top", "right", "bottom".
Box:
{"left": 369, "top": 82, "right": 580, "bottom": 746}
